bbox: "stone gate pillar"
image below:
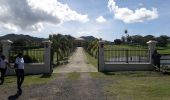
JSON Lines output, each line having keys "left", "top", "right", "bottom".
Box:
{"left": 98, "top": 39, "right": 105, "bottom": 72}
{"left": 43, "top": 40, "right": 52, "bottom": 74}
{"left": 1, "top": 40, "right": 13, "bottom": 60}
{"left": 147, "top": 40, "right": 157, "bottom": 63}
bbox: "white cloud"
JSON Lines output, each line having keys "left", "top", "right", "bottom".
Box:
{"left": 107, "top": 0, "right": 158, "bottom": 23}
{"left": 0, "top": 0, "right": 89, "bottom": 32}
{"left": 96, "top": 16, "right": 106, "bottom": 23}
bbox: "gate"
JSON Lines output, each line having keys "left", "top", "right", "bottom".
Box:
{"left": 9, "top": 44, "right": 44, "bottom": 63}
{"left": 50, "top": 48, "right": 54, "bottom": 73}
{"left": 104, "top": 48, "right": 150, "bottom": 64}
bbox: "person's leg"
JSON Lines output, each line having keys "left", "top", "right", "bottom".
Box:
{"left": 158, "top": 62, "right": 160, "bottom": 71}
{"left": 16, "top": 69, "right": 21, "bottom": 90}
{"left": 158, "top": 62, "right": 160, "bottom": 68}
{"left": 18, "top": 69, "right": 24, "bottom": 90}
{"left": 0, "top": 68, "right": 2, "bottom": 84}
{"left": 0, "top": 68, "right": 7, "bottom": 84}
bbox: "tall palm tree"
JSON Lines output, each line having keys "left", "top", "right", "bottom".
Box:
{"left": 49, "top": 34, "right": 75, "bottom": 65}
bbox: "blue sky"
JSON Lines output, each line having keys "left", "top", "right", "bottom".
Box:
{"left": 0, "top": 0, "right": 169, "bottom": 41}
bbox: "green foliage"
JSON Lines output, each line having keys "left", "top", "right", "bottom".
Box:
{"left": 114, "top": 39, "right": 122, "bottom": 45}
{"left": 119, "top": 35, "right": 169, "bottom": 47}
{"left": 85, "top": 52, "right": 98, "bottom": 68}
{"left": 84, "top": 39, "right": 99, "bottom": 59}
{"left": 49, "top": 34, "right": 75, "bottom": 65}
{"left": 156, "top": 35, "right": 169, "bottom": 47}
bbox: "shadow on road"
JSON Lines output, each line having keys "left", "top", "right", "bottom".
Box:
{"left": 40, "top": 74, "right": 52, "bottom": 78}
{"left": 102, "top": 72, "right": 115, "bottom": 75}
{"left": 8, "top": 90, "right": 22, "bottom": 100}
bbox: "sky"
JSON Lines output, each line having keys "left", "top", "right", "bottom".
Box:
{"left": 0, "top": 0, "right": 169, "bottom": 41}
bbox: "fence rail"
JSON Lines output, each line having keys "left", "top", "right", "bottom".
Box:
{"left": 9, "top": 47, "right": 44, "bottom": 63}
{"left": 104, "top": 49, "right": 150, "bottom": 63}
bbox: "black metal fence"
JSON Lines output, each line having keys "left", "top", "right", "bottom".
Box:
{"left": 9, "top": 46, "right": 44, "bottom": 63}
{"left": 104, "top": 49, "right": 150, "bottom": 63}
{"left": 0, "top": 43, "right": 2, "bottom": 54}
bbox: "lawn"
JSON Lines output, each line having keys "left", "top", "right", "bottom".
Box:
{"left": 91, "top": 71, "right": 170, "bottom": 100}
{"left": 105, "top": 44, "right": 170, "bottom": 55}
{"left": 0, "top": 73, "right": 57, "bottom": 89}
{"left": 85, "top": 52, "right": 98, "bottom": 68}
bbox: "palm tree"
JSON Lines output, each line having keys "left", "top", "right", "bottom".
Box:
{"left": 49, "top": 34, "right": 75, "bottom": 65}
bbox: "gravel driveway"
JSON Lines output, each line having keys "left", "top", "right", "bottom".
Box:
{"left": 0, "top": 47, "right": 114, "bottom": 100}
{"left": 0, "top": 73, "right": 113, "bottom": 100}
{"left": 54, "top": 47, "right": 98, "bottom": 73}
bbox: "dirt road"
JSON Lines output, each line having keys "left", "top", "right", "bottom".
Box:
{"left": 54, "top": 47, "right": 98, "bottom": 73}
{"left": 0, "top": 47, "right": 114, "bottom": 100}
{"left": 0, "top": 73, "right": 112, "bottom": 100}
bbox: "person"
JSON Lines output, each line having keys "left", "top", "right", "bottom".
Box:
{"left": 15, "top": 53, "right": 24, "bottom": 93}
{"left": 0, "top": 55, "right": 10, "bottom": 85}
{"left": 152, "top": 50, "right": 161, "bottom": 71}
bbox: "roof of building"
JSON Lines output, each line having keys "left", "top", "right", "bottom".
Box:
{"left": 75, "top": 37, "right": 84, "bottom": 41}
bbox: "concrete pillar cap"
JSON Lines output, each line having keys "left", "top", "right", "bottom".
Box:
{"left": 43, "top": 40, "right": 52, "bottom": 44}
{"left": 1, "top": 40, "right": 13, "bottom": 44}
{"left": 146, "top": 40, "right": 157, "bottom": 44}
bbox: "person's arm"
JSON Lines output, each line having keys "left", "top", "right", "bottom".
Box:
{"left": 15, "top": 57, "right": 19, "bottom": 64}
{"left": 5, "top": 60, "right": 10, "bottom": 67}
{"left": 13, "top": 57, "right": 20, "bottom": 69}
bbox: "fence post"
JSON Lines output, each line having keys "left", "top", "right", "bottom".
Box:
{"left": 98, "top": 40, "right": 105, "bottom": 72}
{"left": 1, "top": 40, "right": 13, "bottom": 60}
{"left": 146, "top": 40, "right": 157, "bottom": 64}
{"left": 125, "top": 49, "right": 129, "bottom": 63}
{"left": 43, "top": 40, "right": 52, "bottom": 74}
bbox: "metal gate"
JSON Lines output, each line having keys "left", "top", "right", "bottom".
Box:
{"left": 104, "top": 48, "right": 150, "bottom": 64}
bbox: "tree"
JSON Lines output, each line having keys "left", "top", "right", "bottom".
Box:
{"left": 143, "top": 35, "right": 155, "bottom": 43}
{"left": 121, "top": 36, "right": 126, "bottom": 44}
{"left": 114, "top": 39, "right": 122, "bottom": 45}
{"left": 49, "top": 34, "right": 75, "bottom": 64}
{"left": 131, "top": 35, "right": 144, "bottom": 45}
{"left": 156, "top": 35, "right": 169, "bottom": 47}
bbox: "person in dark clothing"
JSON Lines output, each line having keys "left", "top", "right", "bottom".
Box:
{"left": 0, "top": 55, "right": 10, "bottom": 85}
{"left": 15, "top": 53, "right": 24, "bottom": 94}
{"left": 152, "top": 50, "right": 161, "bottom": 71}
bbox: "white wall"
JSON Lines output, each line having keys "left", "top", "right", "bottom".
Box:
{"left": 6, "top": 63, "right": 50, "bottom": 75}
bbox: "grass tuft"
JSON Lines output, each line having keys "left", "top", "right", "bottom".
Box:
{"left": 67, "top": 72, "right": 80, "bottom": 80}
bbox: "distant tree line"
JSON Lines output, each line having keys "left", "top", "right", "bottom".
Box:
{"left": 114, "top": 35, "right": 170, "bottom": 47}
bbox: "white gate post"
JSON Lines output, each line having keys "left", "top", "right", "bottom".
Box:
{"left": 98, "top": 39, "right": 105, "bottom": 71}
{"left": 1, "top": 40, "right": 13, "bottom": 60}
{"left": 43, "top": 40, "right": 52, "bottom": 74}
{"left": 147, "top": 40, "right": 157, "bottom": 63}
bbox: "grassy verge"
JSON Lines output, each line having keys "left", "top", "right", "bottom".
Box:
{"left": 90, "top": 71, "right": 170, "bottom": 100}
{"left": 67, "top": 72, "right": 80, "bottom": 80}
{"left": 85, "top": 52, "right": 98, "bottom": 68}
{"left": 1, "top": 73, "right": 57, "bottom": 88}
{"left": 90, "top": 71, "right": 160, "bottom": 79}
{"left": 158, "top": 49, "right": 170, "bottom": 54}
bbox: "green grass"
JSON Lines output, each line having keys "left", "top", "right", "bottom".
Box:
{"left": 157, "top": 44, "right": 170, "bottom": 54}
{"left": 1, "top": 73, "right": 57, "bottom": 88}
{"left": 104, "top": 45, "right": 170, "bottom": 59}
{"left": 158, "top": 49, "right": 170, "bottom": 55}
{"left": 104, "top": 45, "right": 149, "bottom": 60}
{"left": 91, "top": 72, "right": 170, "bottom": 100}
{"left": 67, "top": 72, "right": 80, "bottom": 80}
{"left": 85, "top": 52, "right": 98, "bottom": 68}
